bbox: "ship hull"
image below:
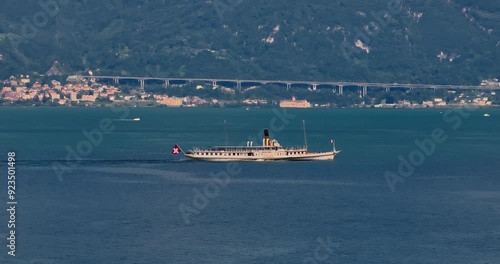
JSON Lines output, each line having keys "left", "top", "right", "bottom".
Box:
{"left": 185, "top": 151, "right": 340, "bottom": 162}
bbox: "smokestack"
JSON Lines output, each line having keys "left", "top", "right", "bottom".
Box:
{"left": 264, "top": 129, "right": 270, "bottom": 146}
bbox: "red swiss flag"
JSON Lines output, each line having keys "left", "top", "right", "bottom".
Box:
{"left": 172, "top": 144, "right": 182, "bottom": 155}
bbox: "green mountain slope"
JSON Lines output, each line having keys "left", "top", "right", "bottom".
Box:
{"left": 0, "top": 0, "right": 499, "bottom": 84}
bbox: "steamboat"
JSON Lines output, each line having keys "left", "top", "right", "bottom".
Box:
{"left": 173, "top": 127, "right": 340, "bottom": 162}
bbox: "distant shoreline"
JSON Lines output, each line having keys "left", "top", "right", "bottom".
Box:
{"left": 1, "top": 105, "right": 499, "bottom": 109}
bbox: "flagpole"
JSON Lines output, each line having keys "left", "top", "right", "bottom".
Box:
{"left": 303, "top": 120, "right": 308, "bottom": 149}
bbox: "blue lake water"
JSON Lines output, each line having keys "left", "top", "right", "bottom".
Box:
{"left": 0, "top": 107, "right": 499, "bottom": 263}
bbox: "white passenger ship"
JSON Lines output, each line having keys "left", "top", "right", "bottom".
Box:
{"left": 182, "top": 129, "right": 340, "bottom": 161}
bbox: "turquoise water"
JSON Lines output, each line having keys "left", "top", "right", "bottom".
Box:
{"left": 0, "top": 107, "right": 499, "bottom": 263}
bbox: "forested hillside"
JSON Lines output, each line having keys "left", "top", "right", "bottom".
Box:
{"left": 0, "top": 0, "right": 499, "bottom": 84}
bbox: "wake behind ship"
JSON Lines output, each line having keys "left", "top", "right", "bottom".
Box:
{"left": 173, "top": 129, "right": 340, "bottom": 161}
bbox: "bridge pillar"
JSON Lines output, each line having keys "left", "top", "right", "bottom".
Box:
{"left": 312, "top": 84, "right": 317, "bottom": 91}
{"left": 139, "top": 79, "right": 145, "bottom": 90}
{"left": 164, "top": 80, "right": 169, "bottom": 87}
{"left": 362, "top": 86, "right": 367, "bottom": 97}
{"left": 286, "top": 83, "right": 291, "bottom": 90}
{"left": 339, "top": 85, "right": 344, "bottom": 95}
{"left": 237, "top": 82, "right": 242, "bottom": 92}
{"left": 113, "top": 78, "right": 119, "bottom": 84}
{"left": 212, "top": 80, "right": 217, "bottom": 88}
{"left": 385, "top": 87, "right": 390, "bottom": 92}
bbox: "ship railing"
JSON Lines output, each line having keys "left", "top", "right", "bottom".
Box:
{"left": 191, "top": 146, "right": 309, "bottom": 153}
{"left": 191, "top": 147, "right": 267, "bottom": 153}
{"left": 283, "top": 146, "right": 308, "bottom": 151}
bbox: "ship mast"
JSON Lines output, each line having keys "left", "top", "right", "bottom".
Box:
{"left": 224, "top": 120, "right": 228, "bottom": 146}
{"left": 303, "top": 120, "right": 308, "bottom": 149}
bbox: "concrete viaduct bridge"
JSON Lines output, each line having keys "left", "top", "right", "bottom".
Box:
{"left": 80, "top": 75, "right": 500, "bottom": 97}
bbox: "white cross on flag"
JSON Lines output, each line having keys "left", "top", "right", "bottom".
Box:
{"left": 172, "top": 144, "right": 182, "bottom": 155}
